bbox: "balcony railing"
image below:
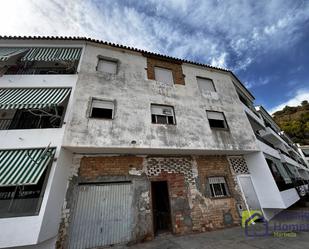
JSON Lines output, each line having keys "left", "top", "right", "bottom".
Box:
{"left": 5, "top": 67, "right": 76, "bottom": 75}
{"left": 0, "top": 117, "right": 62, "bottom": 130}
{"left": 256, "top": 133, "right": 276, "bottom": 149}
{"left": 0, "top": 119, "right": 11, "bottom": 130}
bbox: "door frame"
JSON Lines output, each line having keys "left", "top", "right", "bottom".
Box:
{"left": 150, "top": 180, "right": 173, "bottom": 236}
{"left": 236, "top": 174, "right": 260, "bottom": 211}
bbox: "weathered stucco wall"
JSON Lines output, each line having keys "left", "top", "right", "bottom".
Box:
{"left": 62, "top": 43, "right": 258, "bottom": 153}
{"left": 57, "top": 154, "right": 244, "bottom": 248}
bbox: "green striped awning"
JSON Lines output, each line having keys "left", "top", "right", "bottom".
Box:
{"left": 0, "top": 88, "right": 71, "bottom": 109}
{"left": 21, "top": 47, "right": 82, "bottom": 62}
{"left": 0, "top": 148, "right": 55, "bottom": 187}
{"left": 0, "top": 48, "right": 29, "bottom": 61}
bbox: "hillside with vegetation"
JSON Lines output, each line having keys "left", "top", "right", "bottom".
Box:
{"left": 273, "top": 100, "right": 309, "bottom": 145}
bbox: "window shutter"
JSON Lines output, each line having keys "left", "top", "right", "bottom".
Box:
{"left": 207, "top": 111, "right": 225, "bottom": 120}
{"left": 92, "top": 99, "right": 114, "bottom": 109}
{"left": 151, "top": 105, "right": 173, "bottom": 116}
{"left": 197, "top": 77, "right": 215, "bottom": 92}
{"left": 154, "top": 67, "right": 174, "bottom": 84}
{"left": 205, "top": 179, "right": 212, "bottom": 197}
{"left": 209, "top": 177, "right": 226, "bottom": 184}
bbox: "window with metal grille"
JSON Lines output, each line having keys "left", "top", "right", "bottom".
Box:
{"left": 206, "top": 111, "right": 228, "bottom": 129}
{"left": 208, "top": 177, "right": 229, "bottom": 197}
{"left": 154, "top": 67, "right": 174, "bottom": 85}
{"left": 151, "top": 104, "right": 175, "bottom": 125}
{"left": 90, "top": 99, "right": 114, "bottom": 119}
{"left": 197, "top": 77, "right": 216, "bottom": 92}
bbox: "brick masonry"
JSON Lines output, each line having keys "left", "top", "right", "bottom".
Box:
{"left": 57, "top": 155, "right": 246, "bottom": 248}
{"left": 145, "top": 56, "right": 185, "bottom": 85}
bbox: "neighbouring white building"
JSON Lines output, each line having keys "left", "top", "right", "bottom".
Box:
{"left": 0, "top": 36, "right": 308, "bottom": 249}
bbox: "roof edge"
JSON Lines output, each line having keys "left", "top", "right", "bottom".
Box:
{"left": 0, "top": 35, "right": 255, "bottom": 100}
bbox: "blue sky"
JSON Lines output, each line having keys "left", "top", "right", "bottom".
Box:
{"left": 1, "top": 0, "right": 309, "bottom": 113}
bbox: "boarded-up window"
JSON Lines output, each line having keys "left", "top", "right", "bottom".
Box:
{"left": 154, "top": 67, "right": 174, "bottom": 85}
{"left": 206, "top": 111, "right": 228, "bottom": 129}
{"left": 90, "top": 99, "right": 114, "bottom": 119}
{"left": 97, "top": 59, "right": 117, "bottom": 74}
{"left": 145, "top": 56, "right": 185, "bottom": 85}
{"left": 151, "top": 104, "right": 175, "bottom": 125}
{"left": 197, "top": 77, "right": 215, "bottom": 92}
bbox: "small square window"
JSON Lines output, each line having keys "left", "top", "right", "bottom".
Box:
{"left": 90, "top": 99, "right": 114, "bottom": 119}
{"left": 151, "top": 104, "right": 175, "bottom": 125}
{"left": 197, "top": 77, "right": 216, "bottom": 92}
{"left": 206, "top": 111, "right": 228, "bottom": 129}
{"left": 154, "top": 67, "right": 174, "bottom": 85}
{"left": 97, "top": 59, "right": 117, "bottom": 74}
{"left": 208, "top": 177, "right": 229, "bottom": 198}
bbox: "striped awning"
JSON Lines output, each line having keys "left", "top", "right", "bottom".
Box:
{"left": 0, "top": 148, "right": 55, "bottom": 187}
{"left": 21, "top": 47, "right": 82, "bottom": 62}
{"left": 0, "top": 48, "right": 29, "bottom": 61}
{"left": 0, "top": 88, "right": 71, "bottom": 109}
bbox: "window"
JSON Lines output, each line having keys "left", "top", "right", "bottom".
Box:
{"left": 197, "top": 77, "right": 216, "bottom": 92}
{"left": 97, "top": 59, "right": 117, "bottom": 74}
{"left": 208, "top": 177, "right": 229, "bottom": 197}
{"left": 90, "top": 99, "right": 114, "bottom": 119}
{"left": 154, "top": 67, "right": 174, "bottom": 85}
{"left": 151, "top": 104, "right": 175, "bottom": 125}
{"left": 207, "top": 111, "right": 228, "bottom": 129}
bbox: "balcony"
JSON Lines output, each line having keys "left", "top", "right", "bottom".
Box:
{"left": 0, "top": 47, "right": 81, "bottom": 76}
{"left": 0, "top": 87, "right": 70, "bottom": 132}
{"left": 242, "top": 103, "right": 265, "bottom": 127}
{"left": 0, "top": 114, "right": 63, "bottom": 130}
{"left": 259, "top": 126, "right": 287, "bottom": 147}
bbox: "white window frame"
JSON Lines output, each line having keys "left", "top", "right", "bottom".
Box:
{"left": 89, "top": 98, "right": 115, "bottom": 119}
{"left": 208, "top": 176, "right": 229, "bottom": 198}
{"left": 96, "top": 56, "right": 118, "bottom": 74}
{"left": 206, "top": 111, "right": 228, "bottom": 129}
{"left": 151, "top": 104, "right": 176, "bottom": 125}
{"left": 197, "top": 77, "right": 216, "bottom": 92}
{"left": 154, "top": 67, "right": 174, "bottom": 85}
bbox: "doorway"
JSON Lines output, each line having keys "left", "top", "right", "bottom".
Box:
{"left": 238, "top": 175, "right": 261, "bottom": 210}
{"left": 151, "top": 181, "right": 172, "bottom": 235}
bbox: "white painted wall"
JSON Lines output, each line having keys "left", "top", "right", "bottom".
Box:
{"left": 0, "top": 41, "right": 82, "bottom": 248}
{"left": 257, "top": 140, "right": 281, "bottom": 159}
{"left": 244, "top": 152, "right": 285, "bottom": 209}
{"left": 280, "top": 188, "right": 299, "bottom": 207}
{"left": 38, "top": 148, "right": 73, "bottom": 244}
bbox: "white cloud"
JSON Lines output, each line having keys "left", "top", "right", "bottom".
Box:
{"left": 268, "top": 89, "right": 309, "bottom": 114}
{"left": 0, "top": 0, "right": 308, "bottom": 73}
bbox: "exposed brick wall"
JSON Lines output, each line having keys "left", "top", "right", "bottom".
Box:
{"left": 58, "top": 155, "right": 244, "bottom": 248}
{"left": 145, "top": 56, "right": 185, "bottom": 85}
{"left": 79, "top": 156, "right": 143, "bottom": 179}
{"left": 193, "top": 156, "right": 241, "bottom": 230}
{"left": 150, "top": 171, "right": 192, "bottom": 235}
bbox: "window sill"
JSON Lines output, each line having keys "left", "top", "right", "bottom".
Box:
{"left": 210, "top": 127, "right": 230, "bottom": 131}
{"left": 0, "top": 212, "right": 40, "bottom": 219}
{"left": 151, "top": 122, "right": 176, "bottom": 126}
{"left": 89, "top": 117, "right": 113, "bottom": 120}
{"left": 209, "top": 195, "right": 232, "bottom": 200}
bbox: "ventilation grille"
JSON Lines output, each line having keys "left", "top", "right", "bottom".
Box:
{"left": 146, "top": 157, "right": 195, "bottom": 183}
{"left": 228, "top": 156, "right": 249, "bottom": 174}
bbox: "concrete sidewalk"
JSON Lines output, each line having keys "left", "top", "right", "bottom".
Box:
{"left": 121, "top": 226, "right": 309, "bottom": 249}
{"left": 110, "top": 207, "right": 309, "bottom": 249}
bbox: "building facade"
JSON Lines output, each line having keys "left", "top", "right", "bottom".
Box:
{"left": 0, "top": 36, "right": 308, "bottom": 249}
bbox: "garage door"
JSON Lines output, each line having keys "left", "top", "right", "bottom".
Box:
{"left": 68, "top": 182, "right": 133, "bottom": 249}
